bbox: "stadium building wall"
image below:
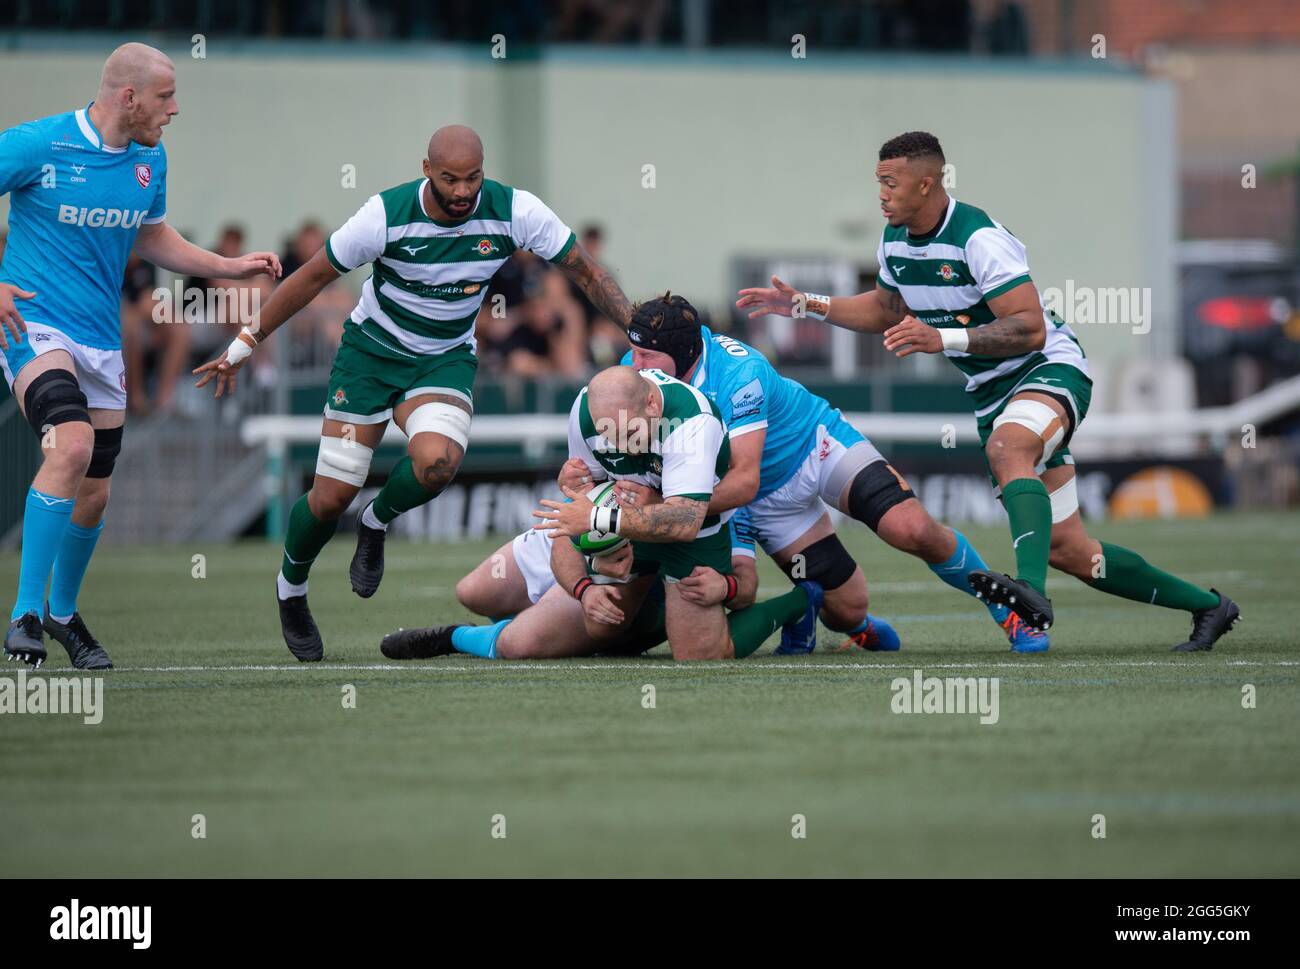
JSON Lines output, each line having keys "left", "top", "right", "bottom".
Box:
{"left": 0, "top": 42, "right": 1177, "bottom": 367}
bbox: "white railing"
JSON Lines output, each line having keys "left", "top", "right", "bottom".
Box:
{"left": 242, "top": 372, "right": 1300, "bottom": 453}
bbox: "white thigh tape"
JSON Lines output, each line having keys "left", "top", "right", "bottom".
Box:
{"left": 406, "top": 401, "right": 471, "bottom": 451}
{"left": 315, "top": 436, "right": 375, "bottom": 487}
{"left": 992, "top": 398, "right": 1066, "bottom": 461}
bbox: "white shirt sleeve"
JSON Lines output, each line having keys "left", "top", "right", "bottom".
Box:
{"left": 966, "top": 225, "right": 1033, "bottom": 299}
{"left": 326, "top": 194, "right": 387, "bottom": 272}
{"left": 875, "top": 234, "right": 899, "bottom": 290}
{"left": 660, "top": 413, "right": 724, "bottom": 499}
{"left": 512, "top": 188, "right": 575, "bottom": 263}
{"left": 567, "top": 392, "right": 607, "bottom": 481}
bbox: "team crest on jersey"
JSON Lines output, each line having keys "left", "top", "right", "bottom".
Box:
{"left": 332, "top": 388, "right": 348, "bottom": 406}
{"left": 134, "top": 164, "right": 151, "bottom": 189}
{"left": 474, "top": 239, "right": 498, "bottom": 256}
{"left": 938, "top": 263, "right": 955, "bottom": 282}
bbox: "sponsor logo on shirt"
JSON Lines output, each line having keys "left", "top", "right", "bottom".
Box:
{"left": 729, "top": 378, "right": 764, "bottom": 421}
{"left": 56, "top": 205, "right": 150, "bottom": 228}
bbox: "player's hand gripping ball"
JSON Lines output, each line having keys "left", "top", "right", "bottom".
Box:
{"left": 570, "top": 481, "right": 630, "bottom": 557}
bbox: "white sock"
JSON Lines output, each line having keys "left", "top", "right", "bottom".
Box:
{"left": 277, "top": 573, "right": 308, "bottom": 600}
{"left": 50, "top": 612, "right": 73, "bottom": 625}
{"left": 361, "top": 502, "right": 388, "bottom": 532}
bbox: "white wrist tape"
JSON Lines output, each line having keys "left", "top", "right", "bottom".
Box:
{"left": 802, "top": 293, "right": 832, "bottom": 321}
{"left": 939, "top": 328, "right": 970, "bottom": 352}
{"left": 224, "top": 329, "right": 257, "bottom": 365}
{"left": 590, "top": 505, "right": 618, "bottom": 535}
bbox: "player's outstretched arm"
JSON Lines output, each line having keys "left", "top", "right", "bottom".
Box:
{"left": 192, "top": 247, "right": 340, "bottom": 398}
{"left": 555, "top": 241, "right": 632, "bottom": 331}
{"left": 736, "top": 276, "right": 905, "bottom": 334}
{"left": 134, "top": 221, "right": 281, "bottom": 281}
{"left": 882, "top": 281, "right": 1045, "bottom": 359}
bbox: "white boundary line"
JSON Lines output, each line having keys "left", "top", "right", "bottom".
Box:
{"left": 83, "top": 660, "right": 1300, "bottom": 673}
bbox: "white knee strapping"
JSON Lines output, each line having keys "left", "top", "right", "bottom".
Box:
{"left": 992, "top": 399, "right": 1066, "bottom": 462}
{"left": 406, "top": 401, "right": 471, "bottom": 451}
{"left": 315, "top": 436, "right": 375, "bottom": 487}
{"left": 1048, "top": 475, "right": 1078, "bottom": 524}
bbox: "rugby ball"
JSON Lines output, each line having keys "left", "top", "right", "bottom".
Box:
{"left": 570, "top": 481, "right": 630, "bottom": 557}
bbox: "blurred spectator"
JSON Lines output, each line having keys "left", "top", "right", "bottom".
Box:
{"left": 555, "top": 0, "right": 669, "bottom": 43}
{"left": 568, "top": 224, "right": 628, "bottom": 368}
{"left": 281, "top": 220, "right": 327, "bottom": 277}
{"left": 280, "top": 220, "right": 352, "bottom": 367}
{"left": 500, "top": 270, "right": 588, "bottom": 378}
{"left": 120, "top": 253, "right": 187, "bottom": 415}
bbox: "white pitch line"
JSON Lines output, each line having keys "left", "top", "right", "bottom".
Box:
{"left": 89, "top": 660, "right": 1300, "bottom": 673}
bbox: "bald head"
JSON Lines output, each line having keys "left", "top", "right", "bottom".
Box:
{"left": 421, "top": 125, "right": 485, "bottom": 220}
{"left": 427, "top": 125, "right": 483, "bottom": 168}
{"left": 588, "top": 366, "right": 655, "bottom": 424}
{"left": 93, "top": 43, "right": 177, "bottom": 148}
{"left": 99, "top": 43, "right": 173, "bottom": 96}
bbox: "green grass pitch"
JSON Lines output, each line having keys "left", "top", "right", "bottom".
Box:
{"left": 1, "top": 511, "right": 1296, "bottom": 877}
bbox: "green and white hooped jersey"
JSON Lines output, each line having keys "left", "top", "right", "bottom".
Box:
{"left": 876, "top": 196, "right": 1090, "bottom": 419}
{"left": 325, "top": 177, "right": 576, "bottom": 357}
{"left": 569, "top": 369, "right": 734, "bottom": 537}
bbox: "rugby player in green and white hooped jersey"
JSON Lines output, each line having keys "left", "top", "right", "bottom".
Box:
{"left": 194, "top": 125, "right": 633, "bottom": 661}
{"left": 737, "top": 131, "right": 1239, "bottom": 652}
{"left": 532, "top": 366, "right": 820, "bottom": 661}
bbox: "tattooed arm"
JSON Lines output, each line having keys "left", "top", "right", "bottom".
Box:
{"left": 965, "top": 282, "right": 1046, "bottom": 356}
{"left": 883, "top": 282, "right": 1046, "bottom": 359}
{"left": 535, "top": 489, "right": 706, "bottom": 544}
{"left": 556, "top": 241, "right": 633, "bottom": 331}
{"left": 615, "top": 495, "right": 707, "bottom": 544}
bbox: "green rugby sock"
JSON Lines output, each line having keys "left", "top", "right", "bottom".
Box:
{"left": 372, "top": 457, "right": 439, "bottom": 524}
{"left": 281, "top": 494, "right": 339, "bottom": 584}
{"left": 727, "top": 586, "right": 809, "bottom": 658}
{"left": 1001, "top": 477, "right": 1052, "bottom": 595}
{"left": 1089, "top": 541, "right": 1219, "bottom": 612}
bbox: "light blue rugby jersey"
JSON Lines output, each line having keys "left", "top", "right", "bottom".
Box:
{"left": 0, "top": 104, "right": 167, "bottom": 351}
{"left": 621, "top": 326, "right": 839, "bottom": 500}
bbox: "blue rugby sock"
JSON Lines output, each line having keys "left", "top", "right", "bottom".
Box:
{"left": 450, "top": 619, "right": 512, "bottom": 659}
{"left": 929, "top": 530, "right": 1009, "bottom": 623}
{"left": 11, "top": 488, "right": 76, "bottom": 621}
{"left": 48, "top": 519, "right": 105, "bottom": 620}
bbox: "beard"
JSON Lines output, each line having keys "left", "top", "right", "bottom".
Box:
{"left": 428, "top": 179, "right": 474, "bottom": 219}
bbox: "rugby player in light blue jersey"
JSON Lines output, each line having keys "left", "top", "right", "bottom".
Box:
{"left": 1, "top": 43, "right": 281, "bottom": 668}
{"left": 580, "top": 292, "right": 1043, "bottom": 653}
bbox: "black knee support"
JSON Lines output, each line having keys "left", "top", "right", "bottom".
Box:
{"left": 846, "top": 460, "right": 914, "bottom": 532}
{"left": 23, "top": 369, "right": 89, "bottom": 436}
{"left": 87, "top": 425, "right": 124, "bottom": 479}
{"left": 779, "top": 533, "right": 859, "bottom": 592}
